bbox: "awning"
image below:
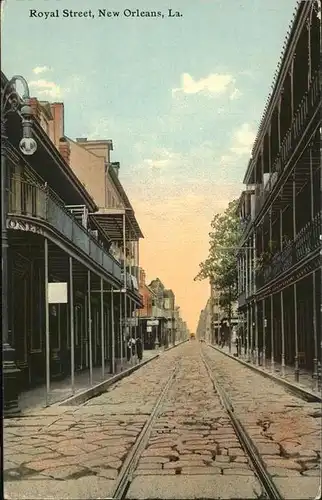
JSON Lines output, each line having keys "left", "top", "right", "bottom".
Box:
{"left": 89, "top": 208, "right": 144, "bottom": 242}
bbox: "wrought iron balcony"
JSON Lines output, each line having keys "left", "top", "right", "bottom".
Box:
{"left": 8, "top": 179, "right": 122, "bottom": 280}
{"left": 256, "top": 210, "right": 321, "bottom": 289}
{"left": 255, "top": 71, "right": 320, "bottom": 217}
{"left": 239, "top": 214, "right": 252, "bottom": 235}
{"left": 237, "top": 290, "right": 246, "bottom": 308}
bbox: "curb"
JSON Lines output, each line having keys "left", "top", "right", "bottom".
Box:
{"left": 59, "top": 340, "right": 189, "bottom": 407}
{"left": 164, "top": 339, "right": 189, "bottom": 351}
{"left": 60, "top": 354, "right": 160, "bottom": 406}
{"left": 208, "top": 344, "right": 321, "bottom": 403}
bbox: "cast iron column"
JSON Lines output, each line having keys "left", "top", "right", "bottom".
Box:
{"left": 2, "top": 76, "right": 37, "bottom": 415}
{"left": 1, "top": 121, "right": 21, "bottom": 415}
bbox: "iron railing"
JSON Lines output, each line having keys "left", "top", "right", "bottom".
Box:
{"left": 255, "top": 71, "right": 320, "bottom": 217}
{"left": 8, "top": 179, "right": 122, "bottom": 281}
{"left": 256, "top": 210, "right": 321, "bottom": 288}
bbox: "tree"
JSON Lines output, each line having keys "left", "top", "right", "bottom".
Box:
{"left": 195, "top": 199, "right": 241, "bottom": 316}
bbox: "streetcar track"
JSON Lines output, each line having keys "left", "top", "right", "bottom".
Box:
{"left": 201, "top": 347, "right": 283, "bottom": 500}
{"left": 110, "top": 363, "right": 181, "bottom": 500}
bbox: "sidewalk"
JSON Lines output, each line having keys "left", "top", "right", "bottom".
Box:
{"left": 213, "top": 344, "right": 321, "bottom": 399}
{"left": 18, "top": 348, "right": 161, "bottom": 414}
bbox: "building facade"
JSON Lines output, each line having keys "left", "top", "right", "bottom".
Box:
{"left": 197, "top": 299, "right": 212, "bottom": 342}
{"left": 2, "top": 71, "right": 143, "bottom": 403}
{"left": 67, "top": 134, "right": 144, "bottom": 362}
{"left": 236, "top": 1, "right": 321, "bottom": 385}
{"left": 138, "top": 277, "right": 180, "bottom": 349}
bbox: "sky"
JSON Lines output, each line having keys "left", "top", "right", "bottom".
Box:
{"left": 2, "top": 0, "right": 298, "bottom": 331}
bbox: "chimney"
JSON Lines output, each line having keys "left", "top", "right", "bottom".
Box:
{"left": 59, "top": 137, "right": 70, "bottom": 164}
{"left": 50, "top": 103, "right": 64, "bottom": 148}
{"left": 111, "top": 161, "right": 120, "bottom": 177}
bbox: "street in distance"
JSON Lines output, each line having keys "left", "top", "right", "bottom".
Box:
{"left": 29, "top": 9, "right": 183, "bottom": 19}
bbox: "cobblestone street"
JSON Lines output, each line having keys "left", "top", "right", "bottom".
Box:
{"left": 4, "top": 342, "right": 321, "bottom": 499}
{"left": 203, "top": 346, "right": 321, "bottom": 500}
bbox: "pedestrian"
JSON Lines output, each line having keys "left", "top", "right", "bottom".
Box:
{"left": 131, "top": 336, "right": 136, "bottom": 360}
{"left": 126, "top": 336, "right": 131, "bottom": 362}
{"left": 136, "top": 336, "right": 143, "bottom": 362}
{"left": 235, "top": 335, "right": 239, "bottom": 357}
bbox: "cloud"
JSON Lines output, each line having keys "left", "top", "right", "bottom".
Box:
{"left": 230, "top": 123, "right": 256, "bottom": 156}
{"left": 172, "top": 72, "right": 238, "bottom": 98}
{"left": 229, "top": 88, "right": 242, "bottom": 100}
{"left": 137, "top": 123, "right": 255, "bottom": 180}
{"left": 86, "top": 117, "right": 115, "bottom": 140}
{"left": 29, "top": 73, "right": 84, "bottom": 100}
{"left": 218, "top": 123, "right": 256, "bottom": 174}
{"left": 29, "top": 79, "right": 63, "bottom": 99}
{"left": 32, "top": 66, "right": 52, "bottom": 75}
{"left": 142, "top": 148, "right": 182, "bottom": 170}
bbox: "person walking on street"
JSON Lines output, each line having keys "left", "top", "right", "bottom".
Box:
{"left": 126, "top": 336, "right": 132, "bottom": 362}
{"left": 136, "top": 336, "right": 143, "bottom": 362}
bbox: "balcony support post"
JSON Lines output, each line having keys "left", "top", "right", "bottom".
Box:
{"left": 253, "top": 232, "right": 256, "bottom": 296}
{"left": 255, "top": 301, "right": 259, "bottom": 366}
{"left": 277, "top": 93, "right": 282, "bottom": 150}
{"left": 121, "top": 212, "right": 126, "bottom": 371}
{"left": 45, "top": 237, "right": 50, "bottom": 406}
{"left": 306, "top": 17, "right": 311, "bottom": 86}
{"left": 268, "top": 124, "right": 272, "bottom": 175}
{"left": 119, "top": 288, "right": 123, "bottom": 372}
{"left": 246, "top": 304, "right": 250, "bottom": 362}
{"left": 137, "top": 239, "right": 140, "bottom": 282}
{"left": 69, "top": 256, "right": 75, "bottom": 394}
{"left": 110, "top": 286, "right": 115, "bottom": 374}
{"left": 312, "top": 271, "right": 318, "bottom": 390}
{"left": 129, "top": 298, "right": 133, "bottom": 363}
{"left": 245, "top": 243, "right": 249, "bottom": 298}
{"left": 270, "top": 294, "right": 275, "bottom": 373}
{"left": 262, "top": 298, "right": 266, "bottom": 368}
{"left": 249, "top": 239, "right": 252, "bottom": 298}
{"left": 250, "top": 301, "right": 254, "bottom": 363}
{"left": 281, "top": 290, "right": 285, "bottom": 378}
{"left": 292, "top": 168, "right": 300, "bottom": 382}
{"left": 308, "top": 147, "right": 319, "bottom": 389}
{"left": 87, "top": 270, "right": 93, "bottom": 386}
{"left": 279, "top": 208, "right": 283, "bottom": 249}
{"left": 292, "top": 173, "right": 297, "bottom": 244}
{"left": 134, "top": 302, "right": 138, "bottom": 363}
{"left": 100, "top": 277, "right": 105, "bottom": 380}
{"left": 294, "top": 283, "right": 299, "bottom": 382}
{"left": 290, "top": 57, "right": 294, "bottom": 117}
{"left": 2, "top": 119, "right": 21, "bottom": 416}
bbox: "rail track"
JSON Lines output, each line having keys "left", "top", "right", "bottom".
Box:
{"left": 201, "top": 348, "right": 283, "bottom": 500}
{"left": 110, "top": 363, "right": 181, "bottom": 500}
{"left": 107, "top": 345, "right": 285, "bottom": 499}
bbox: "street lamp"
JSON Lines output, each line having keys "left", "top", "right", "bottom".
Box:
{"left": 1, "top": 75, "right": 37, "bottom": 415}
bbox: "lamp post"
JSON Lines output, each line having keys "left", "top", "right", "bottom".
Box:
{"left": 1, "top": 75, "right": 37, "bottom": 415}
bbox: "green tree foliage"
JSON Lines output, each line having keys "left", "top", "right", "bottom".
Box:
{"left": 195, "top": 199, "right": 241, "bottom": 312}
